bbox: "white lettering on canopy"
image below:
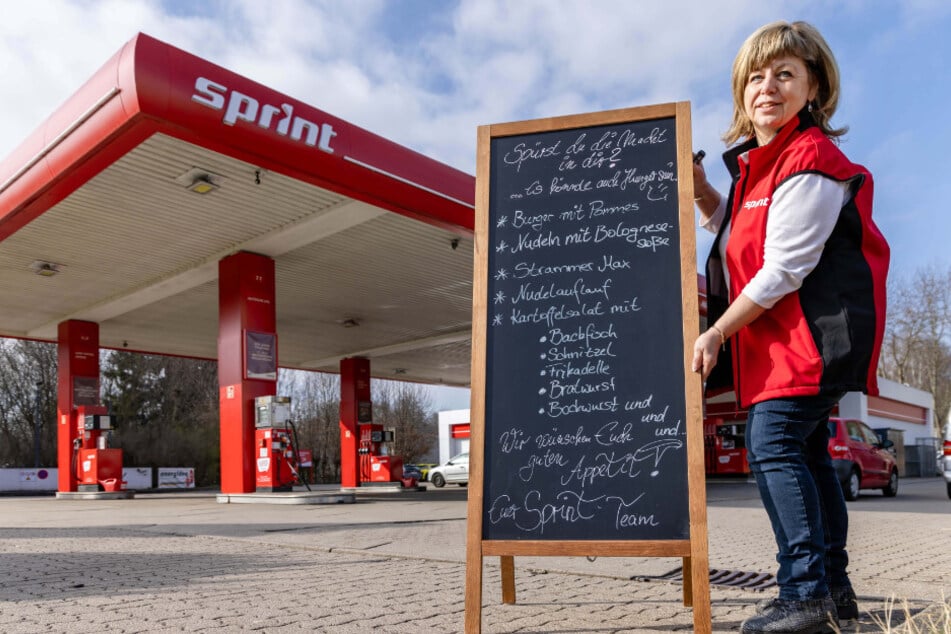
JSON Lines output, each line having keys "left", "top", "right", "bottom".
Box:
{"left": 192, "top": 77, "right": 337, "bottom": 153}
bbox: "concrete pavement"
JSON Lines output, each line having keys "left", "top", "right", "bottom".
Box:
{"left": 1, "top": 478, "right": 949, "bottom": 633}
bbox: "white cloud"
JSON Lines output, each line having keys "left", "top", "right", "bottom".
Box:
{"left": 0, "top": 0, "right": 210, "bottom": 158}
{"left": 0, "top": 1, "right": 831, "bottom": 172}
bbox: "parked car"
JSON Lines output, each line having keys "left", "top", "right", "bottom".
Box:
{"left": 827, "top": 417, "right": 899, "bottom": 500}
{"left": 401, "top": 464, "right": 423, "bottom": 481}
{"left": 942, "top": 427, "right": 951, "bottom": 500}
{"left": 427, "top": 452, "right": 469, "bottom": 487}
{"left": 416, "top": 463, "right": 438, "bottom": 481}
{"left": 944, "top": 453, "right": 951, "bottom": 500}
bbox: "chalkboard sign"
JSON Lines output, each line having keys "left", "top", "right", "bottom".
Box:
{"left": 465, "top": 103, "right": 709, "bottom": 634}
{"left": 483, "top": 114, "right": 688, "bottom": 541}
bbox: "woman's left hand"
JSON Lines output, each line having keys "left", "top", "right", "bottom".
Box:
{"left": 691, "top": 329, "right": 721, "bottom": 381}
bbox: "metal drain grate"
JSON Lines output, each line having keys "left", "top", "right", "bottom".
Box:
{"left": 632, "top": 567, "right": 777, "bottom": 591}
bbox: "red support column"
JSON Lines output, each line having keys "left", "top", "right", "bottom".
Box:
{"left": 218, "top": 251, "right": 277, "bottom": 494}
{"left": 340, "top": 357, "right": 370, "bottom": 488}
{"left": 56, "top": 320, "right": 100, "bottom": 493}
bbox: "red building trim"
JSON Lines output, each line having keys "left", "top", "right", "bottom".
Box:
{"left": 867, "top": 395, "right": 927, "bottom": 425}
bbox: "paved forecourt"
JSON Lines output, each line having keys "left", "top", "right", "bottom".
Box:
{"left": 0, "top": 479, "right": 948, "bottom": 633}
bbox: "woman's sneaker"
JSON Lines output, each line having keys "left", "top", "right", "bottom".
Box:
{"left": 741, "top": 597, "right": 838, "bottom": 633}
{"left": 831, "top": 585, "right": 858, "bottom": 621}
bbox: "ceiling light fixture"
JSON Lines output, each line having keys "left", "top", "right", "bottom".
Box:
{"left": 175, "top": 167, "right": 224, "bottom": 194}
{"left": 30, "top": 260, "right": 62, "bottom": 277}
{"left": 187, "top": 175, "right": 219, "bottom": 194}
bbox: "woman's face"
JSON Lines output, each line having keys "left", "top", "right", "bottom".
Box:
{"left": 743, "top": 55, "right": 817, "bottom": 145}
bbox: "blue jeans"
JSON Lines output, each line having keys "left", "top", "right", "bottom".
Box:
{"left": 745, "top": 393, "right": 850, "bottom": 601}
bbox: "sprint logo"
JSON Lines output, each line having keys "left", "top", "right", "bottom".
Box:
{"left": 192, "top": 77, "right": 337, "bottom": 153}
{"left": 743, "top": 197, "right": 770, "bottom": 209}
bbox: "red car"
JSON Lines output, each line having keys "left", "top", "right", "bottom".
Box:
{"left": 827, "top": 417, "right": 899, "bottom": 500}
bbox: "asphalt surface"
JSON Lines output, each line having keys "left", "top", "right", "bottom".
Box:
{"left": 1, "top": 477, "right": 949, "bottom": 633}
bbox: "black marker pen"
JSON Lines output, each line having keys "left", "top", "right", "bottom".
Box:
{"left": 693, "top": 150, "right": 705, "bottom": 164}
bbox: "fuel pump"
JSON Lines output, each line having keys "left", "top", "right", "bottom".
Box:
{"left": 73, "top": 405, "right": 124, "bottom": 492}
{"left": 358, "top": 424, "right": 414, "bottom": 486}
{"left": 254, "top": 396, "right": 302, "bottom": 492}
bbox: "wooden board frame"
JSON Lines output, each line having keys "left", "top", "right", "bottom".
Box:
{"left": 465, "top": 102, "right": 709, "bottom": 633}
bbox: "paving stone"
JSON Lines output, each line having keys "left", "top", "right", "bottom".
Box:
{"left": 1, "top": 481, "right": 948, "bottom": 632}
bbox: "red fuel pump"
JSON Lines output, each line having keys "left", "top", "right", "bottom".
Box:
{"left": 73, "top": 405, "right": 124, "bottom": 492}
{"left": 359, "top": 424, "right": 415, "bottom": 487}
{"left": 254, "top": 396, "right": 304, "bottom": 492}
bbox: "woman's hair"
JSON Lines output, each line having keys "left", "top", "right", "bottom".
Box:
{"left": 723, "top": 20, "right": 846, "bottom": 145}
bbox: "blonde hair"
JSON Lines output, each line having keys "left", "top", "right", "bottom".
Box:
{"left": 723, "top": 20, "right": 846, "bottom": 145}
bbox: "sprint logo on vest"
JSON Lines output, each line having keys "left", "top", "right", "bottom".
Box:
{"left": 191, "top": 77, "right": 337, "bottom": 153}
{"left": 743, "top": 197, "right": 770, "bottom": 210}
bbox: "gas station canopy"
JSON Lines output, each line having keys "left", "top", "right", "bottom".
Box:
{"left": 0, "top": 34, "right": 476, "bottom": 386}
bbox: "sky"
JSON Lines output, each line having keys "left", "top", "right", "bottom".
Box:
{"left": 1, "top": 0, "right": 948, "bottom": 411}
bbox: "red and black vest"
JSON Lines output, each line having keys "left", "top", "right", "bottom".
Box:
{"left": 705, "top": 110, "right": 889, "bottom": 407}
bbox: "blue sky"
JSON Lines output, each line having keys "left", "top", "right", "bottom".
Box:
{"left": 1, "top": 0, "right": 948, "bottom": 410}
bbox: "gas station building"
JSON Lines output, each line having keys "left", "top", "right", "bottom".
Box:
{"left": 0, "top": 33, "right": 475, "bottom": 494}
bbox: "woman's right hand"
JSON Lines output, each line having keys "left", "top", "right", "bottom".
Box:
{"left": 692, "top": 152, "right": 721, "bottom": 217}
{"left": 693, "top": 156, "right": 708, "bottom": 192}
{"left": 693, "top": 154, "right": 712, "bottom": 201}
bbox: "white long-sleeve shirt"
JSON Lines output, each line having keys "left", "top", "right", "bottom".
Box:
{"left": 700, "top": 172, "right": 850, "bottom": 309}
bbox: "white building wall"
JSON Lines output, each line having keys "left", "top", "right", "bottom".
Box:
{"left": 838, "top": 378, "right": 935, "bottom": 446}
{"left": 437, "top": 409, "right": 471, "bottom": 465}
{"left": 837, "top": 392, "right": 867, "bottom": 423}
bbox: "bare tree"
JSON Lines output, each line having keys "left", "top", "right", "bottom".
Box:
{"left": 0, "top": 339, "right": 58, "bottom": 467}
{"left": 879, "top": 264, "right": 951, "bottom": 435}
{"left": 278, "top": 371, "right": 438, "bottom": 482}
{"left": 372, "top": 380, "right": 435, "bottom": 463}
{"left": 0, "top": 339, "right": 443, "bottom": 485}
{"left": 282, "top": 370, "right": 342, "bottom": 483}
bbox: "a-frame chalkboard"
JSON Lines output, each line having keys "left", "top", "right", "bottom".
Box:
{"left": 465, "top": 102, "right": 710, "bottom": 633}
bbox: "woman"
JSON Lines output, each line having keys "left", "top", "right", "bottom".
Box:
{"left": 691, "top": 21, "right": 889, "bottom": 634}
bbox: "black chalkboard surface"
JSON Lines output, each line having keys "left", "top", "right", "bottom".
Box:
{"left": 483, "top": 116, "right": 687, "bottom": 541}
{"left": 465, "top": 103, "right": 710, "bottom": 634}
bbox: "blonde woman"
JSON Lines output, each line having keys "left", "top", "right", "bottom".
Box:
{"left": 692, "top": 21, "right": 889, "bottom": 634}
